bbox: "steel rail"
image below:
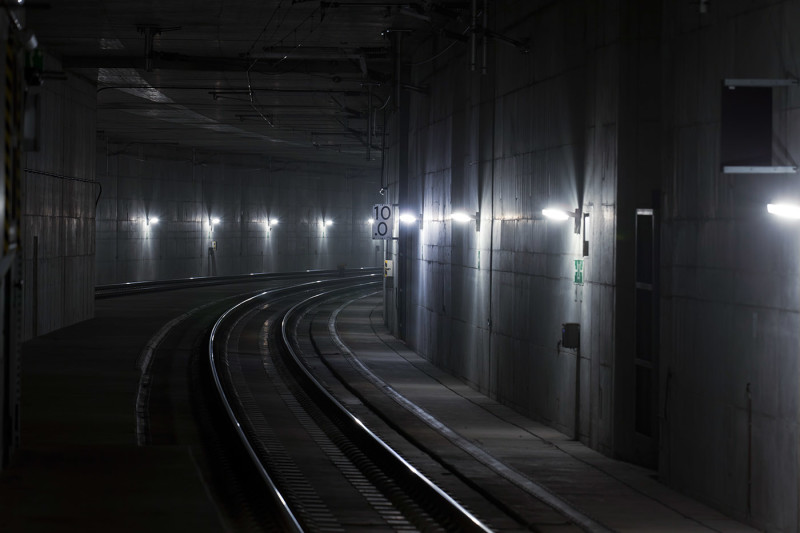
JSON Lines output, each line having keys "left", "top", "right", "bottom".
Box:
{"left": 280, "top": 285, "right": 495, "bottom": 533}
{"left": 96, "top": 267, "right": 380, "bottom": 298}
{"left": 207, "top": 274, "right": 378, "bottom": 533}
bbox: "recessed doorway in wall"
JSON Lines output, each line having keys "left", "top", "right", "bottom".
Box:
{"left": 634, "top": 208, "right": 659, "bottom": 469}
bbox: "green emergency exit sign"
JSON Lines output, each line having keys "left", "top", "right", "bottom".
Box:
{"left": 574, "top": 259, "right": 584, "bottom": 285}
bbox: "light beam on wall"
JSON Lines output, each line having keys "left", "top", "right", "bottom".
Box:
{"left": 450, "top": 211, "right": 475, "bottom": 223}
{"left": 542, "top": 208, "right": 570, "bottom": 221}
{"left": 767, "top": 203, "right": 800, "bottom": 219}
{"left": 543, "top": 207, "right": 582, "bottom": 233}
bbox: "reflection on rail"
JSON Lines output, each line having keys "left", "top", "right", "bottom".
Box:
{"left": 95, "top": 267, "right": 380, "bottom": 298}
{"left": 207, "top": 274, "right": 494, "bottom": 532}
{"left": 280, "top": 286, "right": 494, "bottom": 533}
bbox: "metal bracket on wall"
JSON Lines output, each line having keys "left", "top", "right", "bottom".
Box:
{"left": 722, "top": 166, "right": 797, "bottom": 174}
{"left": 723, "top": 78, "right": 798, "bottom": 88}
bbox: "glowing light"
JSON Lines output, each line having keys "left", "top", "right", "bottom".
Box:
{"left": 542, "top": 208, "right": 570, "bottom": 221}
{"left": 149, "top": 217, "right": 159, "bottom": 225}
{"left": 767, "top": 203, "right": 800, "bottom": 219}
{"left": 325, "top": 219, "right": 334, "bottom": 226}
{"left": 449, "top": 212, "right": 473, "bottom": 223}
{"left": 366, "top": 218, "right": 374, "bottom": 225}
{"left": 211, "top": 217, "right": 221, "bottom": 225}
{"left": 399, "top": 213, "right": 417, "bottom": 224}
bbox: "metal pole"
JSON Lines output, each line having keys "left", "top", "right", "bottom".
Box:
{"left": 367, "top": 84, "right": 372, "bottom": 161}
{"left": 470, "top": 0, "right": 477, "bottom": 71}
{"left": 574, "top": 346, "right": 581, "bottom": 440}
{"left": 481, "top": 0, "right": 488, "bottom": 75}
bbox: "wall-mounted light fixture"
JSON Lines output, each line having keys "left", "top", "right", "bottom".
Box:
{"left": 449, "top": 211, "right": 480, "bottom": 231}
{"left": 542, "top": 207, "right": 581, "bottom": 234}
{"left": 541, "top": 208, "right": 570, "bottom": 221}
{"left": 145, "top": 216, "right": 159, "bottom": 227}
{"left": 400, "top": 212, "right": 424, "bottom": 231}
{"left": 450, "top": 211, "right": 480, "bottom": 231}
{"left": 450, "top": 211, "right": 475, "bottom": 223}
{"left": 767, "top": 202, "right": 800, "bottom": 219}
{"left": 209, "top": 217, "right": 221, "bottom": 238}
{"left": 265, "top": 217, "right": 278, "bottom": 229}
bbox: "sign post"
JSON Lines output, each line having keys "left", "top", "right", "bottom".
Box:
{"left": 372, "top": 204, "right": 393, "bottom": 240}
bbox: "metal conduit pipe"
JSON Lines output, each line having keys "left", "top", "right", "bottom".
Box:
{"left": 747, "top": 382, "right": 752, "bottom": 517}
{"left": 367, "top": 83, "right": 372, "bottom": 160}
{"left": 470, "top": 0, "right": 477, "bottom": 71}
{"left": 24, "top": 168, "right": 102, "bottom": 208}
{"left": 482, "top": 0, "right": 488, "bottom": 75}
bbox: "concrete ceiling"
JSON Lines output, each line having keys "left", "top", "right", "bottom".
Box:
{"left": 21, "top": 1, "right": 473, "bottom": 169}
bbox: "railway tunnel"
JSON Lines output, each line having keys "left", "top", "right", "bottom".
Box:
{"left": 0, "top": 1, "right": 797, "bottom": 531}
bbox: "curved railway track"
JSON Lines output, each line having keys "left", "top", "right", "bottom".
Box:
{"left": 210, "top": 280, "right": 494, "bottom": 532}
{"left": 125, "top": 272, "right": 599, "bottom": 532}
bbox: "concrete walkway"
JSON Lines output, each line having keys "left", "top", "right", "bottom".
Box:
{"left": 333, "top": 293, "right": 758, "bottom": 533}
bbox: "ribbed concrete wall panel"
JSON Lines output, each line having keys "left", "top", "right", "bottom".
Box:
{"left": 22, "top": 63, "right": 96, "bottom": 340}
{"left": 96, "top": 146, "right": 380, "bottom": 283}
{"left": 659, "top": 1, "right": 800, "bottom": 528}
{"left": 392, "top": 0, "right": 618, "bottom": 451}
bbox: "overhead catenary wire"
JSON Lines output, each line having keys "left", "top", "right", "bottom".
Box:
{"left": 244, "top": 4, "right": 326, "bottom": 127}
{"left": 246, "top": 0, "right": 285, "bottom": 56}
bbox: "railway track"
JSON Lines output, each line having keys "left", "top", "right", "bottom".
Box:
{"left": 210, "top": 280, "right": 494, "bottom": 532}
{"left": 129, "top": 272, "right": 598, "bottom": 532}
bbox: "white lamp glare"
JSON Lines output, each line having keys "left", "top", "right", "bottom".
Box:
{"left": 149, "top": 217, "right": 159, "bottom": 225}
{"left": 767, "top": 203, "right": 800, "bottom": 219}
{"left": 449, "top": 212, "right": 473, "bottom": 223}
{"left": 542, "top": 208, "right": 570, "bottom": 221}
{"left": 211, "top": 217, "right": 221, "bottom": 225}
{"left": 325, "top": 219, "right": 334, "bottom": 226}
{"left": 399, "top": 213, "right": 417, "bottom": 224}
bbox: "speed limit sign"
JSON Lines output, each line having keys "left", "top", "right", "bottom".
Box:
{"left": 372, "top": 204, "right": 393, "bottom": 240}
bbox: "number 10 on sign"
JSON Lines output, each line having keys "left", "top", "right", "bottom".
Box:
{"left": 372, "top": 204, "right": 393, "bottom": 239}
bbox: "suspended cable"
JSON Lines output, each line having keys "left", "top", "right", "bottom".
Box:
{"left": 25, "top": 168, "right": 103, "bottom": 209}
{"left": 246, "top": 0, "right": 284, "bottom": 56}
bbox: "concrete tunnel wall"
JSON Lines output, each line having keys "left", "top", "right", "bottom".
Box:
{"left": 384, "top": 1, "right": 800, "bottom": 530}
{"left": 94, "top": 143, "right": 383, "bottom": 284}
{"left": 386, "top": 0, "right": 619, "bottom": 456}
{"left": 22, "top": 57, "right": 97, "bottom": 341}
{"left": 657, "top": 2, "right": 800, "bottom": 530}
{"left": 13, "top": 0, "right": 800, "bottom": 529}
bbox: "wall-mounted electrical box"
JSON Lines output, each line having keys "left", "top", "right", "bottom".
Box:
{"left": 562, "top": 323, "right": 580, "bottom": 349}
